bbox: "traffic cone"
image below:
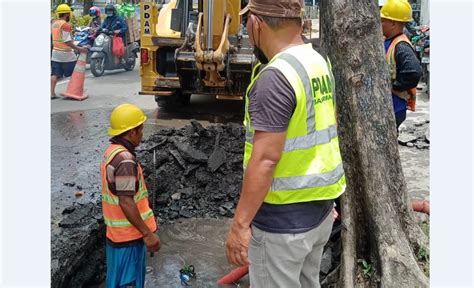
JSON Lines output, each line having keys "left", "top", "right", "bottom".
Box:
{"left": 61, "top": 52, "right": 88, "bottom": 101}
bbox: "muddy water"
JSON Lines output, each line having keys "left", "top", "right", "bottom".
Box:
{"left": 146, "top": 218, "right": 249, "bottom": 287}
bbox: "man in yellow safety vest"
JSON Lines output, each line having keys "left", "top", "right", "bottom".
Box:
{"left": 225, "top": 0, "right": 346, "bottom": 287}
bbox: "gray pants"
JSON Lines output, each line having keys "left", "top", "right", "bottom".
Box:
{"left": 248, "top": 212, "right": 333, "bottom": 288}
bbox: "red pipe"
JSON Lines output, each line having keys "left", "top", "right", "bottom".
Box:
{"left": 412, "top": 200, "right": 430, "bottom": 215}
{"left": 217, "top": 265, "right": 249, "bottom": 285}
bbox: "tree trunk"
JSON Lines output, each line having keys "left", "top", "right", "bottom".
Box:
{"left": 83, "top": 0, "right": 93, "bottom": 16}
{"left": 320, "top": 1, "right": 429, "bottom": 287}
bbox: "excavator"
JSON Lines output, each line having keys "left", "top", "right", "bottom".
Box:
{"left": 139, "top": 0, "right": 254, "bottom": 107}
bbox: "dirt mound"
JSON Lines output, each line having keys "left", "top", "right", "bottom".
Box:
{"left": 137, "top": 120, "right": 245, "bottom": 223}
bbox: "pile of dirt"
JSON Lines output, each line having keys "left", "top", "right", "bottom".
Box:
{"left": 137, "top": 120, "right": 246, "bottom": 223}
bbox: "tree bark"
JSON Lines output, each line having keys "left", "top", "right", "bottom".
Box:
{"left": 320, "top": 1, "right": 429, "bottom": 287}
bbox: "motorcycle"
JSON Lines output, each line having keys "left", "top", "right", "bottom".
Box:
{"left": 89, "top": 29, "right": 139, "bottom": 77}
{"left": 73, "top": 26, "right": 97, "bottom": 63}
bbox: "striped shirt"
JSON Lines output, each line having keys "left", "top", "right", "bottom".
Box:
{"left": 106, "top": 137, "right": 138, "bottom": 196}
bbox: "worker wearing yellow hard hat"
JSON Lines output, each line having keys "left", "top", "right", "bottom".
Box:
{"left": 55, "top": 3, "right": 72, "bottom": 18}
{"left": 381, "top": 0, "right": 413, "bottom": 22}
{"left": 101, "top": 103, "right": 161, "bottom": 287}
{"left": 108, "top": 103, "right": 147, "bottom": 136}
{"left": 51, "top": 3, "right": 88, "bottom": 99}
{"left": 381, "top": 0, "right": 422, "bottom": 131}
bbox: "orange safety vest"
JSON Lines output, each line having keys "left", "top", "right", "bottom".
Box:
{"left": 51, "top": 19, "right": 73, "bottom": 52}
{"left": 386, "top": 34, "right": 417, "bottom": 111}
{"left": 100, "top": 144, "right": 157, "bottom": 243}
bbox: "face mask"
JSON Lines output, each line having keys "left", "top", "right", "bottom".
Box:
{"left": 250, "top": 16, "right": 269, "bottom": 64}
{"left": 65, "top": 15, "right": 71, "bottom": 22}
{"left": 106, "top": 12, "right": 113, "bottom": 17}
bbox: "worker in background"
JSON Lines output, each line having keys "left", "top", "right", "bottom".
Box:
{"left": 88, "top": 6, "right": 102, "bottom": 31}
{"left": 100, "top": 4, "right": 128, "bottom": 63}
{"left": 381, "top": 0, "right": 422, "bottom": 130}
{"left": 51, "top": 4, "right": 88, "bottom": 99}
{"left": 101, "top": 104, "right": 161, "bottom": 288}
{"left": 225, "top": 0, "right": 346, "bottom": 287}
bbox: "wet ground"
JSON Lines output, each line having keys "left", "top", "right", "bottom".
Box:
{"left": 51, "top": 64, "right": 430, "bottom": 287}
{"left": 399, "top": 87, "right": 430, "bottom": 201}
{"left": 146, "top": 218, "right": 249, "bottom": 288}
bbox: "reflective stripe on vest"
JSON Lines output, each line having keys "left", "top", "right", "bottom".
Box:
{"left": 243, "top": 44, "right": 346, "bottom": 204}
{"left": 100, "top": 144, "right": 157, "bottom": 243}
{"left": 51, "top": 20, "right": 73, "bottom": 52}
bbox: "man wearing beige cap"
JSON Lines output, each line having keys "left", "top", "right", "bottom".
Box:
{"left": 225, "top": 0, "right": 346, "bottom": 287}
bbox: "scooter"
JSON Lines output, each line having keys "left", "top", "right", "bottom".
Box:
{"left": 89, "top": 29, "right": 139, "bottom": 77}
{"left": 73, "top": 26, "right": 97, "bottom": 63}
{"left": 73, "top": 26, "right": 91, "bottom": 46}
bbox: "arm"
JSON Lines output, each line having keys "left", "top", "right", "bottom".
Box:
{"left": 118, "top": 195, "right": 161, "bottom": 252}
{"left": 225, "top": 68, "right": 295, "bottom": 266}
{"left": 112, "top": 155, "right": 161, "bottom": 252}
{"left": 226, "top": 131, "right": 286, "bottom": 266}
{"left": 64, "top": 40, "right": 88, "bottom": 52}
{"left": 61, "top": 22, "right": 88, "bottom": 52}
{"left": 233, "top": 131, "right": 286, "bottom": 229}
{"left": 119, "top": 195, "right": 154, "bottom": 236}
{"left": 114, "top": 17, "right": 128, "bottom": 35}
{"left": 393, "top": 42, "right": 422, "bottom": 91}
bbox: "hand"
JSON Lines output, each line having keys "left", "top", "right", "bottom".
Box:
{"left": 332, "top": 207, "right": 339, "bottom": 220}
{"left": 143, "top": 232, "right": 161, "bottom": 253}
{"left": 225, "top": 223, "right": 251, "bottom": 266}
{"left": 78, "top": 46, "right": 88, "bottom": 54}
{"left": 114, "top": 30, "right": 121, "bottom": 35}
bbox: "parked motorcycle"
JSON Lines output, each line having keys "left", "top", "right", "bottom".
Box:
{"left": 89, "top": 29, "right": 139, "bottom": 77}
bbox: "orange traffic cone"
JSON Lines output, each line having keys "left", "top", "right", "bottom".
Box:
{"left": 61, "top": 52, "right": 88, "bottom": 101}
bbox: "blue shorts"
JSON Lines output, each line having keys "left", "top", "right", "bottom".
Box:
{"left": 106, "top": 241, "right": 146, "bottom": 288}
{"left": 51, "top": 60, "right": 76, "bottom": 78}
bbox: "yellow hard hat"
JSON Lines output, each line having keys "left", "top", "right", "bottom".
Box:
{"left": 56, "top": 4, "right": 72, "bottom": 16}
{"left": 108, "top": 104, "right": 147, "bottom": 136}
{"left": 380, "top": 0, "right": 413, "bottom": 23}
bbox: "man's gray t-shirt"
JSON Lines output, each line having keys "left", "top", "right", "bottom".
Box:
{"left": 249, "top": 67, "right": 333, "bottom": 234}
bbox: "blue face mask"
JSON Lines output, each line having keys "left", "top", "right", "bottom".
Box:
{"left": 106, "top": 11, "right": 113, "bottom": 17}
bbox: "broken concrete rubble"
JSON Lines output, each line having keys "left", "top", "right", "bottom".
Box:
{"left": 398, "top": 119, "right": 430, "bottom": 149}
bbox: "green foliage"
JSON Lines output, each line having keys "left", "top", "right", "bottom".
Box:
{"left": 361, "top": 259, "right": 374, "bottom": 279}
{"left": 417, "top": 246, "right": 429, "bottom": 262}
{"left": 72, "top": 15, "right": 91, "bottom": 29}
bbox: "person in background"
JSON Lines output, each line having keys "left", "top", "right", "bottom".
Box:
{"left": 381, "top": 0, "right": 422, "bottom": 130}
{"left": 100, "top": 4, "right": 128, "bottom": 63}
{"left": 51, "top": 4, "right": 88, "bottom": 99}
{"left": 88, "top": 6, "right": 102, "bottom": 31}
